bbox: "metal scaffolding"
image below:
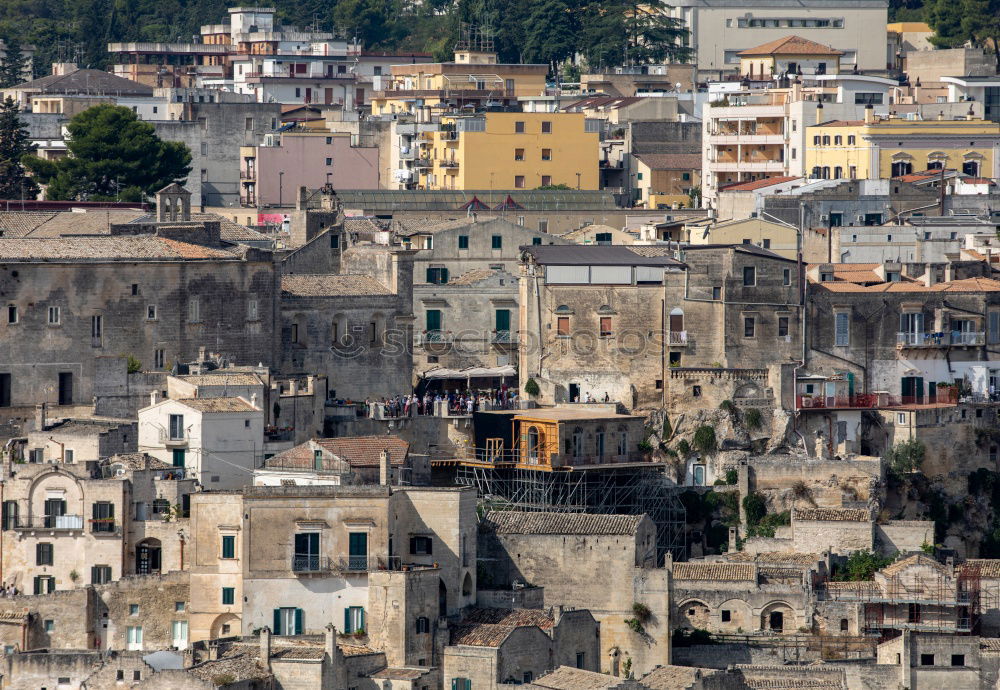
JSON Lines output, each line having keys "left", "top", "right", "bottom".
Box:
{"left": 454, "top": 462, "right": 686, "bottom": 564}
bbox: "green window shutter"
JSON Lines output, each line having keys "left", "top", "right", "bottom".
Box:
{"left": 273, "top": 609, "right": 282, "bottom": 635}
{"left": 222, "top": 535, "right": 234, "bottom": 559}
{"left": 426, "top": 267, "right": 435, "bottom": 283}
{"left": 452, "top": 680, "right": 458, "bottom": 690}
{"left": 360, "top": 608, "right": 365, "bottom": 632}
{"left": 294, "top": 608, "right": 304, "bottom": 635}
{"left": 33, "top": 577, "right": 41, "bottom": 595}
{"left": 344, "top": 607, "right": 351, "bottom": 633}
{"left": 47, "top": 577, "right": 55, "bottom": 593}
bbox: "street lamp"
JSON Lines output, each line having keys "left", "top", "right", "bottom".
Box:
{"left": 278, "top": 171, "right": 284, "bottom": 207}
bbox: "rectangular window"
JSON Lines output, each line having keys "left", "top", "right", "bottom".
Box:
{"left": 514, "top": 121, "right": 525, "bottom": 133}
{"left": 410, "top": 535, "right": 433, "bottom": 555}
{"left": 33, "top": 576, "right": 55, "bottom": 594}
{"left": 783, "top": 268, "right": 791, "bottom": 286}
{"left": 47, "top": 306, "right": 60, "bottom": 325}
{"left": 91, "top": 315, "right": 102, "bottom": 344}
{"left": 491, "top": 235, "right": 502, "bottom": 250}
{"left": 344, "top": 606, "right": 365, "bottom": 634}
{"left": 146, "top": 305, "right": 157, "bottom": 320}
{"left": 744, "top": 316, "right": 756, "bottom": 338}
{"left": 952, "top": 654, "right": 965, "bottom": 666}
{"left": 514, "top": 175, "right": 525, "bottom": 188}
{"left": 92, "top": 501, "right": 115, "bottom": 533}
{"left": 188, "top": 298, "right": 200, "bottom": 323}
{"left": 222, "top": 587, "right": 235, "bottom": 605}
{"left": 514, "top": 148, "right": 524, "bottom": 160}
{"left": 541, "top": 175, "right": 551, "bottom": 186}
{"left": 127, "top": 626, "right": 143, "bottom": 650}
{"left": 541, "top": 121, "right": 552, "bottom": 133}
{"left": 712, "top": 286, "right": 721, "bottom": 300}
{"left": 743, "top": 266, "right": 756, "bottom": 286}
{"left": 44, "top": 620, "right": 54, "bottom": 633}
{"left": 168, "top": 414, "right": 184, "bottom": 440}
{"left": 221, "top": 534, "right": 236, "bottom": 559}
{"left": 247, "top": 299, "right": 259, "bottom": 321}
{"left": 778, "top": 317, "right": 789, "bottom": 337}
{"left": 835, "top": 312, "right": 850, "bottom": 346}
{"left": 600, "top": 316, "right": 613, "bottom": 336}
{"left": 245, "top": 117, "right": 254, "bottom": 130}
{"left": 920, "top": 653, "right": 934, "bottom": 666}
{"left": 458, "top": 235, "right": 469, "bottom": 249}
{"left": 6, "top": 305, "right": 16, "bottom": 324}
{"left": 557, "top": 316, "right": 570, "bottom": 336}
{"left": 36, "top": 542, "right": 53, "bottom": 566}
{"left": 175, "top": 602, "right": 185, "bottom": 612}
{"left": 154, "top": 349, "right": 165, "bottom": 368}
{"left": 130, "top": 603, "right": 139, "bottom": 615}
{"left": 91, "top": 565, "right": 112, "bottom": 584}
{"left": 541, "top": 148, "right": 552, "bottom": 160}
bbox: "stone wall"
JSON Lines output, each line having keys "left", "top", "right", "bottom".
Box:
{"left": 96, "top": 571, "right": 190, "bottom": 651}
{"left": 792, "top": 518, "right": 873, "bottom": 556}
{"left": 0, "top": 587, "right": 93, "bottom": 650}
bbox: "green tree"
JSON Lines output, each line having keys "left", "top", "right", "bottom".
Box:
{"left": 579, "top": 0, "right": 692, "bottom": 68}
{"left": 334, "top": 0, "right": 405, "bottom": 49}
{"left": 0, "top": 35, "right": 29, "bottom": 87}
{"left": 521, "top": 0, "right": 578, "bottom": 66}
{"left": 24, "top": 104, "right": 191, "bottom": 201}
{"left": 960, "top": 0, "right": 1000, "bottom": 72}
{"left": 926, "top": 0, "right": 969, "bottom": 48}
{"left": 886, "top": 438, "right": 925, "bottom": 475}
{"left": 834, "top": 549, "right": 895, "bottom": 581}
{"left": 0, "top": 97, "right": 39, "bottom": 200}
{"left": 742, "top": 492, "right": 766, "bottom": 527}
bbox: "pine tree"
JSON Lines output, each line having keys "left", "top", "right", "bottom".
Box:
{"left": 23, "top": 104, "right": 190, "bottom": 202}
{"left": 521, "top": 0, "right": 577, "bottom": 66}
{"left": 926, "top": 0, "right": 969, "bottom": 48}
{"left": 0, "top": 35, "right": 29, "bottom": 87}
{"left": 0, "top": 96, "right": 39, "bottom": 200}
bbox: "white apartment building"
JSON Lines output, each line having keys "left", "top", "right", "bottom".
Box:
{"left": 137, "top": 395, "right": 265, "bottom": 490}
{"left": 667, "top": 0, "right": 889, "bottom": 76}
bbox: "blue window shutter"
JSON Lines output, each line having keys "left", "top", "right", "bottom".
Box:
{"left": 294, "top": 608, "right": 304, "bottom": 635}
{"left": 273, "top": 608, "right": 282, "bottom": 635}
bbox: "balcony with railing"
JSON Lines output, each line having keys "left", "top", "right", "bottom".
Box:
{"left": 897, "top": 332, "right": 986, "bottom": 347}
{"left": 292, "top": 554, "right": 407, "bottom": 574}
{"left": 669, "top": 331, "right": 688, "bottom": 346}
{"left": 439, "top": 159, "right": 460, "bottom": 169}
{"left": 415, "top": 331, "right": 453, "bottom": 346}
{"left": 797, "top": 388, "right": 958, "bottom": 410}
{"left": 491, "top": 330, "right": 518, "bottom": 345}
{"left": 14, "top": 515, "right": 85, "bottom": 531}
{"left": 158, "top": 429, "right": 188, "bottom": 446}
{"left": 89, "top": 518, "right": 120, "bottom": 535}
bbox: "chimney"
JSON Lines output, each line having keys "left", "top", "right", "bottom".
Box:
{"left": 296, "top": 185, "right": 309, "bottom": 211}
{"left": 51, "top": 62, "right": 77, "bottom": 76}
{"left": 379, "top": 449, "right": 391, "bottom": 486}
{"left": 150, "top": 391, "right": 161, "bottom": 406}
{"left": 938, "top": 110, "right": 944, "bottom": 121}
{"left": 260, "top": 627, "right": 272, "bottom": 670}
{"left": 728, "top": 526, "right": 737, "bottom": 553}
{"left": 250, "top": 393, "right": 258, "bottom": 409}
{"left": 815, "top": 101, "right": 824, "bottom": 125}
{"left": 864, "top": 104, "right": 875, "bottom": 125}
{"left": 324, "top": 623, "right": 337, "bottom": 661}
{"left": 967, "top": 105, "right": 976, "bottom": 121}
{"left": 198, "top": 346, "right": 207, "bottom": 361}
{"left": 34, "top": 403, "right": 47, "bottom": 432}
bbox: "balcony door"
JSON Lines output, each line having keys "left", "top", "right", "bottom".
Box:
{"left": 901, "top": 376, "right": 924, "bottom": 404}
{"left": 348, "top": 532, "right": 368, "bottom": 570}
{"left": 44, "top": 498, "right": 66, "bottom": 528}
{"left": 294, "top": 532, "right": 320, "bottom": 571}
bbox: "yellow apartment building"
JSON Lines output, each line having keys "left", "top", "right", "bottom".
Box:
{"left": 371, "top": 49, "right": 547, "bottom": 116}
{"left": 805, "top": 108, "right": 1000, "bottom": 180}
{"left": 416, "top": 111, "right": 600, "bottom": 191}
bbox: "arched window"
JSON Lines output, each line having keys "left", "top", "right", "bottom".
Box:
{"left": 596, "top": 428, "right": 605, "bottom": 458}
{"left": 840, "top": 618, "right": 849, "bottom": 632}
{"left": 617, "top": 426, "right": 628, "bottom": 456}
{"left": 415, "top": 616, "right": 430, "bottom": 634}
{"left": 822, "top": 167, "right": 831, "bottom": 179}
{"left": 572, "top": 427, "right": 584, "bottom": 457}
{"left": 527, "top": 426, "right": 540, "bottom": 462}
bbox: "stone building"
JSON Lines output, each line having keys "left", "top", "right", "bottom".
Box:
{"left": 479, "top": 510, "right": 667, "bottom": 677}
{"left": 413, "top": 268, "right": 520, "bottom": 378}
{"left": 188, "top": 484, "right": 477, "bottom": 645}
{"left": 443, "top": 607, "right": 600, "bottom": 688}
{"left": 519, "top": 244, "right": 802, "bottom": 410}
{"left": 0, "top": 200, "right": 278, "bottom": 412}
{"left": 279, "top": 245, "right": 416, "bottom": 401}
{"left": 256, "top": 436, "right": 412, "bottom": 486}
{"left": 807, "top": 276, "right": 1000, "bottom": 400}
{"left": 22, "top": 405, "right": 137, "bottom": 464}
{"left": 0, "top": 453, "right": 196, "bottom": 594}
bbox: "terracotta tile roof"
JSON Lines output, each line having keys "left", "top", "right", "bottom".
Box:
{"left": 344, "top": 217, "right": 391, "bottom": 235}
{"left": 0, "top": 212, "right": 56, "bottom": 237}
{"left": 370, "top": 667, "right": 431, "bottom": 680}
{"left": 981, "top": 638, "right": 1000, "bottom": 651}
{"left": 726, "top": 551, "right": 822, "bottom": 566}
{"left": 532, "top": 666, "right": 621, "bottom": 689}
{"left": 641, "top": 665, "right": 719, "bottom": 689}
{"left": 0, "top": 609, "right": 28, "bottom": 623}
{"left": 963, "top": 177, "right": 995, "bottom": 185}
{"left": 824, "top": 581, "right": 878, "bottom": 594}
{"left": 447, "top": 268, "right": 503, "bottom": 285}
{"left": 672, "top": 562, "right": 756, "bottom": 582}
{"left": 632, "top": 153, "right": 702, "bottom": 170}
{"left": 627, "top": 246, "right": 677, "bottom": 257}
{"left": 958, "top": 559, "right": 1000, "bottom": 577}
{"left": 12, "top": 67, "right": 153, "bottom": 95}
{"left": 450, "top": 623, "right": 517, "bottom": 647}
{"left": 186, "top": 646, "right": 270, "bottom": 684}
{"left": 175, "top": 373, "right": 265, "bottom": 387}
{"left": 0, "top": 236, "right": 243, "bottom": 261}
{"left": 21, "top": 209, "right": 147, "bottom": 236}
{"left": 743, "top": 680, "right": 842, "bottom": 689}
{"left": 175, "top": 397, "right": 260, "bottom": 413}
{"left": 833, "top": 269, "right": 883, "bottom": 284}
{"left": 461, "top": 608, "right": 554, "bottom": 629}
{"left": 485, "top": 510, "right": 644, "bottom": 536}
{"left": 738, "top": 36, "right": 844, "bottom": 57}
{"left": 813, "top": 120, "right": 865, "bottom": 128}
{"left": 265, "top": 436, "right": 409, "bottom": 470}
{"left": 269, "top": 647, "right": 326, "bottom": 660}
{"left": 881, "top": 553, "right": 948, "bottom": 577}
{"left": 815, "top": 277, "right": 1000, "bottom": 293}
{"left": 129, "top": 212, "right": 271, "bottom": 243}
{"left": 281, "top": 274, "right": 392, "bottom": 297}
{"left": 338, "top": 643, "right": 379, "bottom": 657}
{"left": 794, "top": 507, "right": 869, "bottom": 522}
{"left": 720, "top": 176, "right": 800, "bottom": 192}
{"left": 106, "top": 452, "right": 172, "bottom": 471}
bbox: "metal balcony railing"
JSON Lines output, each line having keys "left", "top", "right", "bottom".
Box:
{"left": 669, "top": 331, "right": 688, "bottom": 346}
{"left": 158, "top": 429, "right": 187, "bottom": 443}
{"left": 897, "top": 332, "right": 986, "bottom": 347}
{"left": 292, "top": 555, "right": 331, "bottom": 573}
{"left": 90, "top": 518, "right": 118, "bottom": 534}
{"left": 14, "top": 515, "right": 85, "bottom": 530}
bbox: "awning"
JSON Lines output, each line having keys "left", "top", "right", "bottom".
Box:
{"left": 421, "top": 365, "right": 516, "bottom": 380}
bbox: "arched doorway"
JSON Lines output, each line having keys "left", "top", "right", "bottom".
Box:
{"left": 462, "top": 572, "right": 473, "bottom": 598}
{"left": 439, "top": 579, "right": 448, "bottom": 617}
{"left": 136, "top": 538, "right": 162, "bottom": 575}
